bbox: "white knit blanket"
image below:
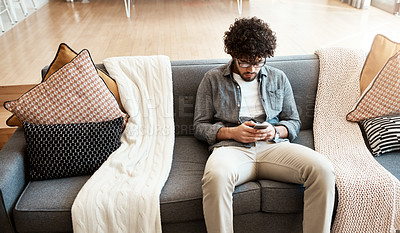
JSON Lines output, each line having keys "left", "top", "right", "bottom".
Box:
{"left": 71, "top": 55, "right": 174, "bottom": 233}
{"left": 314, "top": 48, "right": 400, "bottom": 232}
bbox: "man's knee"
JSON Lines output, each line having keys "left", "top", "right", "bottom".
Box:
{"left": 308, "top": 155, "right": 335, "bottom": 188}
{"left": 202, "top": 165, "right": 238, "bottom": 194}
{"left": 288, "top": 144, "right": 336, "bottom": 187}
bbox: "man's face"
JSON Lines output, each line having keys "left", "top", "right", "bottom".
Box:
{"left": 233, "top": 58, "right": 266, "bottom": 82}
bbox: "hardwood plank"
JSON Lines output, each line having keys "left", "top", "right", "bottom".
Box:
{"left": 0, "top": 84, "right": 35, "bottom": 129}
{"left": 0, "top": 128, "right": 17, "bottom": 150}
{"left": 0, "top": 84, "right": 36, "bottom": 104}
{"left": 0, "top": 109, "right": 14, "bottom": 129}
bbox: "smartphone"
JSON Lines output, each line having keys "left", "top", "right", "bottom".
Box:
{"left": 253, "top": 124, "right": 268, "bottom": 129}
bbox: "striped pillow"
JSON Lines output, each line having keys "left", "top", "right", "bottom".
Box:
{"left": 360, "top": 115, "right": 400, "bottom": 156}
{"left": 346, "top": 50, "right": 400, "bottom": 122}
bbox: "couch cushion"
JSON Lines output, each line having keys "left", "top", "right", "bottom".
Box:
{"left": 374, "top": 152, "right": 400, "bottom": 180}
{"left": 160, "top": 136, "right": 261, "bottom": 223}
{"left": 58, "top": 56, "right": 319, "bottom": 136}
{"left": 259, "top": 180, "right": 304, "bottom": 214}
{"left": 13, "top": 176, "right": 90, "bottom": 233}
{"left": 171, "top": 60, "right": 228, "bottom": 136}
{"left": 266, "top": 55, "right": 320, "bottom": 131}
{"left": 169, "top": 55, "right": 319, "bottom": 136}
{"left": 160, "top": 136, "right": 209, "bottom": 223}
{"left": 13, "top": 136, "right": 263, "bottom": 231}
{"left": 292, "top": 129, "right": 314, "bottom": 149}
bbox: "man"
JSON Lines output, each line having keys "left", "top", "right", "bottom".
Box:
{"left": 193, "top": 17, "right": 335, "bottom": 233}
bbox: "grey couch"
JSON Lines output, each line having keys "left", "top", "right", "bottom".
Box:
{"left": 1, "top": 54, "right": 399, "bottom": 233}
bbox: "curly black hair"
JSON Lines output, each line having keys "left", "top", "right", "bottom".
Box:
{"left": 224, "top": 17, "right": 277, "bottom": 61}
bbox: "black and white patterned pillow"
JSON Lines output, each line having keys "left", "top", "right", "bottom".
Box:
{"left": 23, "top": 117, "right": 124, "bottom": 181}
{"left": 360, "top": 115, "right": 400, "bottom": 156}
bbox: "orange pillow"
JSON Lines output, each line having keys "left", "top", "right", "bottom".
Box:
{"left": 6, "top": 43, "right": 124, "bottom": 127}
{"left": 360, "top": 34, "right": 400, "bottom": 94}
{"left": 347, "top": 50, "right": 400, "bottom": 121}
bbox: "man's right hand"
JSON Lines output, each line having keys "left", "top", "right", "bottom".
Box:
{"left": 216, "top": 121, "right": 274, "bottom": 143}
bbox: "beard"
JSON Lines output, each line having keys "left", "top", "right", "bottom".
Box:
{"left": 240, "top": 72, "right": 257, "bottom": 82}
{"left": 233, "top": 61, "right": 258, "bottom": 82}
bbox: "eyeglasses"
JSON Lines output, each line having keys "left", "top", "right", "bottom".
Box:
{"left": 236, "top": 59, "right": 266, "bottom": 68}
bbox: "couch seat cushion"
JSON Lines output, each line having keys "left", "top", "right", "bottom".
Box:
{"left": 374, "top": 151, "right": 400, "bottom": 180}
{"left": 13, "top": 176, "right": 90, "bottom": 233}
{"left": 259, "top": 180, "right": 304, "bottom": 214}
{"left": 160, "top": 136, "right": 261, "bottom": 223}
{"left": 13, "top": 136, "right": 263, "bottom": 232}
{"left": 254, "top": 130, "right": 310, "bottom": 215}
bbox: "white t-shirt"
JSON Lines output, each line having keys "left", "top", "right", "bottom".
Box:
{"left": 233, "top": 73, "right": 264, "bottom": 119}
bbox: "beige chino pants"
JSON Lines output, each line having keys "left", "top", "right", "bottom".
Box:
{"left": 202, "top": 141, "right": 335, "bottom": 233}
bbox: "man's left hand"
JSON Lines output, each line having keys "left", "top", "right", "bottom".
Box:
{"left": 254, "top": 122, "right": 275, "bottom": 141}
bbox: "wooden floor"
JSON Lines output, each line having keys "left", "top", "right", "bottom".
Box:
{"left": 0, "top": 0, "right": 400, "bottom": 149}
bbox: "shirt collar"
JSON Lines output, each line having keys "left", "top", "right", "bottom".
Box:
{"left": 222, "top": 59, "right": 234, "bottom": 77}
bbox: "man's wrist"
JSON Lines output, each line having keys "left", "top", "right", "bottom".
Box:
{"left": 216, "top": 127, "right": 233, "bottom": 141}
{"left": 273, "top": 126, "right": 280, "bottom": 140}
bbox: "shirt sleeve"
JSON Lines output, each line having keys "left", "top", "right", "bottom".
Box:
{"left": 193, "top": 75, "right": 224, "bottom": 146}
{"left": 276, "top": 75, "right": 301, "bottom": 142}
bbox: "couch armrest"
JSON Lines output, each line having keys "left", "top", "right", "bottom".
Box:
{"left": 0, "top": 128, "right": 28, "bottom": 233}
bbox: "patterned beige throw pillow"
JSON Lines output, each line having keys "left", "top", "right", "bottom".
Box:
{"left": 4, "top": 50, "right": 127, "bottom": 125}
{"left": 6, "top": 43, "right": 125, "bottom": 127}
{"left": 347, "top": 50, "right": 400, "bottom": 122}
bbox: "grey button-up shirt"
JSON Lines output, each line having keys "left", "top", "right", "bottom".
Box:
{"left": 193, "top": 59, "right": 301, "bottom": 151}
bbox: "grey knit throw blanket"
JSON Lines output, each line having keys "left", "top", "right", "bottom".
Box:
{"left": 314, "top": 48, "right": 400, "bottom": 232}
